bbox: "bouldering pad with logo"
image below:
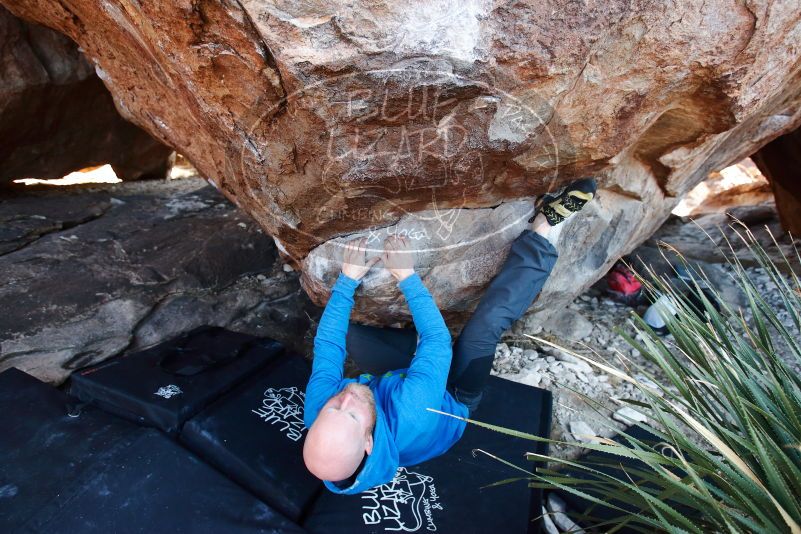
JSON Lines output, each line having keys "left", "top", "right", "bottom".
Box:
{"left": 303, "top": 375, "right": 552, "bottom": 534}
{"left": 0, "top": 367, "right": 301, "bottom": 534}
{"left": 69, "top": 326, "right": 284, "bottom": 435}
{"left": 181, "top": 354, "right": 321, "bottom": 521}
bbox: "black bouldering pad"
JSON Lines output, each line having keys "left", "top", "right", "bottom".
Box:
{"left": 0, "top": 367, "right": 139, "bottom": 532}
{"left": 69, "top": 326, "right": 284, "bottom": 435}
{"left": 303, "top": 375, "right": 552, "bottom": 534}
{"left": 0, "top": 367, "right": 300, "bottom": 534}
{"left": 181, "top": 353, "right": 321, "bottom": 522}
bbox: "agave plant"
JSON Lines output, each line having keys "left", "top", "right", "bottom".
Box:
{"left": 435, "top": 225, "right": 801, "bottom": 533}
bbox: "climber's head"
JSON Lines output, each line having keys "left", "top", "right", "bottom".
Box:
{"left": 303, "top": 382, "right": 376, "bottom": 482}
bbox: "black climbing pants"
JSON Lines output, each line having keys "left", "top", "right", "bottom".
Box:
{"left": 346, "top": 230, "right": 558, "bottom": 413}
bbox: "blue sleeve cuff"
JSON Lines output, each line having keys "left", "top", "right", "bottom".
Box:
{"left": 398, "top": 272, "right": 423, "bottom": 295}
{"left": 335, "top": 272, "right": 361, "bottom": 293}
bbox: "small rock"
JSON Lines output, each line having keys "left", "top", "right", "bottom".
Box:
{"left": 634, "top": 374, "right": 663, "bottom": 396}
{"left": 256, "top": 274, "right": 267, "bottom": 282}
{"left": 540, "top": 377, "right": 552, "bottom": 388}
{"left": 541, "top": 506, "right": 560, "bottom": 534}
{"left": 556, "top": 352, "right": 593, "bottom": 373}
{"left": 547, "top": 493, "right": 566, "bottom": 513}
{"left": 569, "top": 421, "right": 596, "bottom": 443}
{"left": 530, "top": 359, "right": 546, "bottom": 371}
{"left": 613, "top": 406, "right": 648, "bottom": 424}
{"left": 543, "top": 308, "right": 594, "bottom": 341}
{"left": 547, "top": 493, "right": 585, "bottom": 534}
{"left": 574, "top": 371, "right": 589, "bottom": 383}
{"left": 555, "top": 351, "right": 578, "bottom": 363}
{"left": 282, "top": 263, "right": 294, "bottom": 272}
{"left": 519, "top": 370, "right": 542, "bottom": 387}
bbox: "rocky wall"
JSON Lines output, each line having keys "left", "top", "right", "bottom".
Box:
{"left": 2, "top": 0, "right": 800, "bottom": 323}
{"left": 0, "top": 5, "right": 173, "bottom": 185}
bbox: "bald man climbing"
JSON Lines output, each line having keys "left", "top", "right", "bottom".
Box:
{"left": 302, "top": 234, "right": 463, "bottom": 491}
{"left": 303, "top": 178, "right": 597, "bottom": 494}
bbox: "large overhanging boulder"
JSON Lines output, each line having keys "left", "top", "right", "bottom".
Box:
{"left": 4, "top": 1, "right": 800, "bottom": 324}
{"left": 0, "top": 6, "right": 173, "bottom": 185}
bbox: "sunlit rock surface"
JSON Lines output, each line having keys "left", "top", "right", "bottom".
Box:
{"left": 3, "top": 0, "right": 800, "bottom": 322}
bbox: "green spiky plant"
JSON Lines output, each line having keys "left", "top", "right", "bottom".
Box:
{"left": 433, "top": 225, "right": 801, "bottom": 533}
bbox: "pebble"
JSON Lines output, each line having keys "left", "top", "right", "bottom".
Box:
{"left": 518, "top": 370, "right": 542, "bottom": 387}
{"left": 613, "top": 406, "right": 648, "bottom": 424}
{"left": 540, "top": 377, "right": 552, "bottom": 388}
{"left": 496, "top": 343, "right": 511, "bottom": 358}
{"left": 547, "top": 493, "right": 586, "bottom": 534}
{"left": 530, "top": 359, "right": 546, "bottom": 371}
{"left": 634, "top": 374, "right": 663, "bottom": 396}
{"left": 556, "top": 353, "right": 593, "bottom": 373}
{"left": 541, "top": 506, "right": 560, "bottom": 534}
{"left": 282, "top": 263, "right": 294, "bottom": 272}
{"left": 568, "top": 421, "right": 597, "bottom": 443}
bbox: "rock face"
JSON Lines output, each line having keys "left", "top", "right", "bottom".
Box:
{"left": 753, "top": 126, "right": 801, "bottom": 235}
{"left": 3, "top": 1, "right": 801, "bottom": 323}
{"left": 0, "top": 178, "right": 320, "bottom": 383}
{"left": 0, "top": 5, "right": 173, "bottom": 185}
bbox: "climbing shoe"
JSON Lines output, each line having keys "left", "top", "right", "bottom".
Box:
{"left": 539, "top": 178, "right": 597, "bottom": 226}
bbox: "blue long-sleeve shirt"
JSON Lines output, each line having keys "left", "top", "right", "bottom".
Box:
{"left": 304, "top": 273, "right": 468, "bottom": 494}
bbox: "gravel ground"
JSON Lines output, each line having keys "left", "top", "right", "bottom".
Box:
{"left": 492, "top": 253, "right": 800, "bottom": 461}
{"left": 492, "top": 287, "right": 661, "bottom": 460}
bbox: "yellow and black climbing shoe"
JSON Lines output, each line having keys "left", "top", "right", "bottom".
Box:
{"left": 539, "top": 178, "right": 597, "bottom": 226}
